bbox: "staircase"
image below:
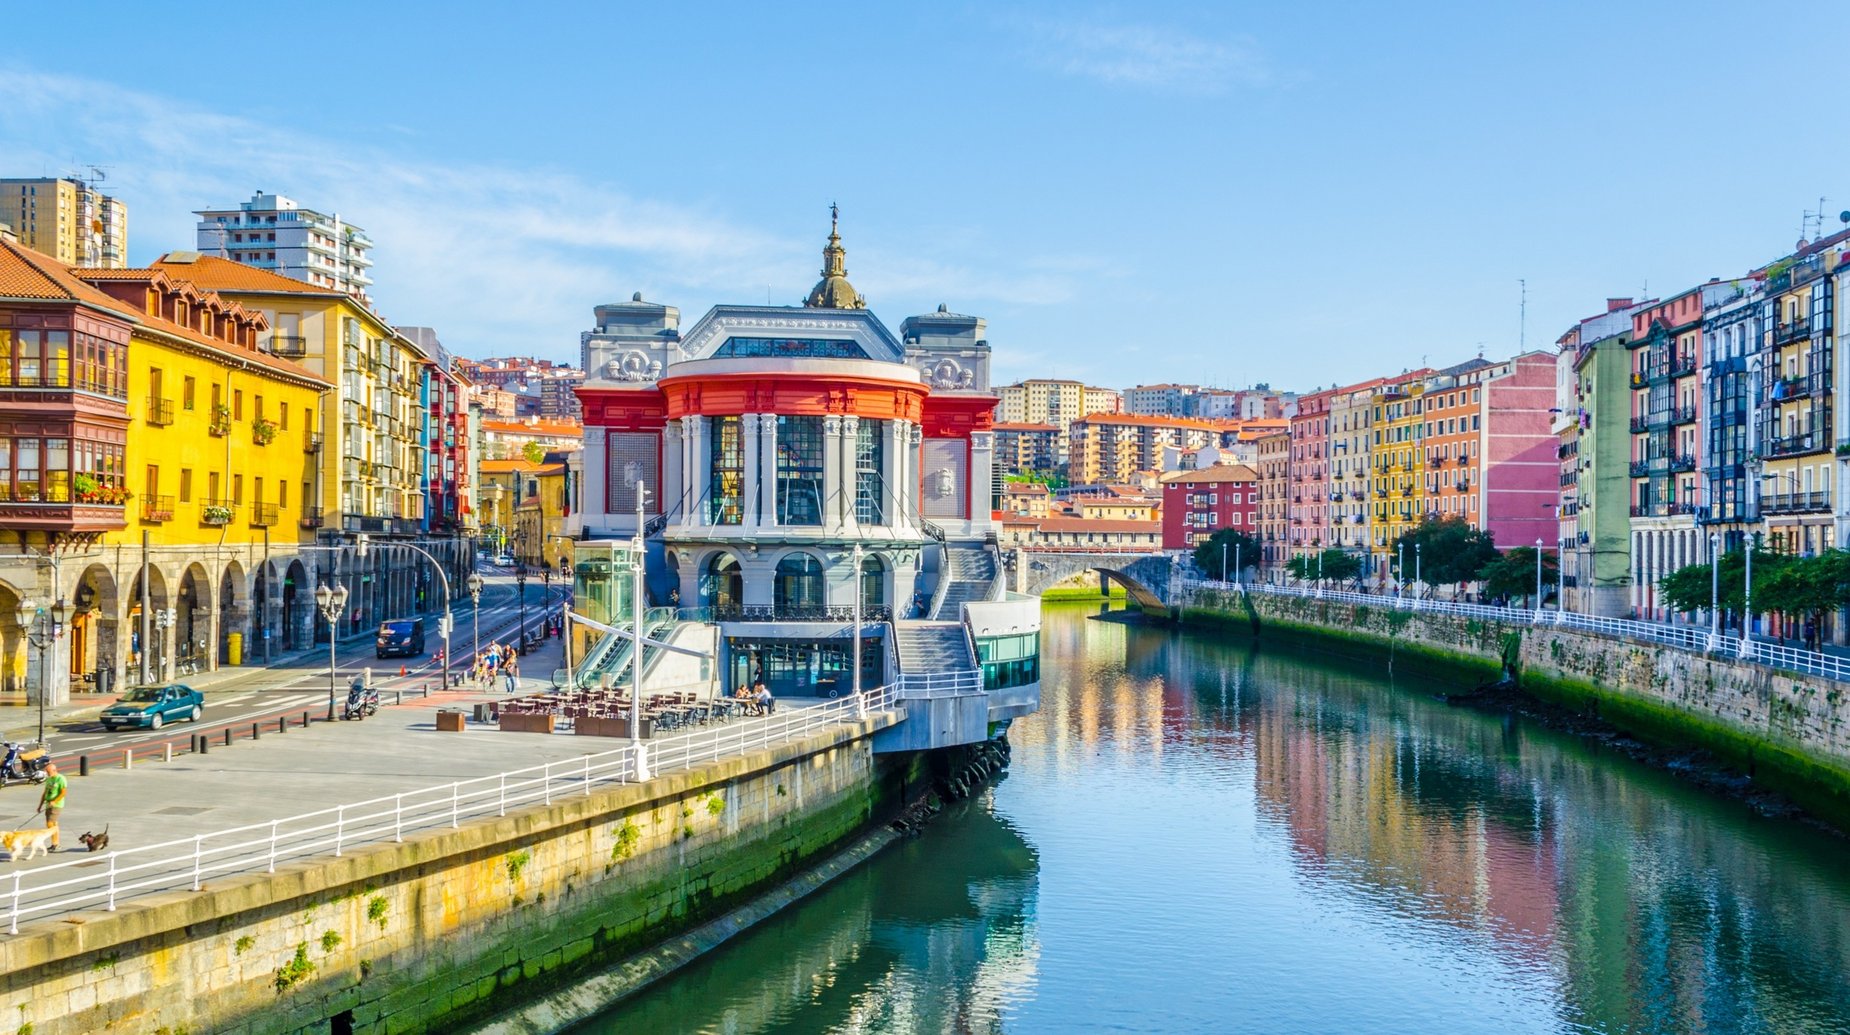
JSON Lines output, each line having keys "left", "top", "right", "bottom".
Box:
{"left": 895, "top": 621, "right": 975, "bottom": 672}
{"left": 931, "top": 540, "right": 999, "bottom": 620}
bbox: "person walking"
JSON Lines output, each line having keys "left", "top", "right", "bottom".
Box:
{"left": 503, "top": 656, "right": 519, "bottom": 694}
{"left": 36, "top": 761, "right": 66, "bottom": 852}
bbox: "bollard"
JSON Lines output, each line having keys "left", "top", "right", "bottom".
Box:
{"left": 124, "top": 749, "right": 132, "bottom": 771}
{"left": 224, "top": 729, "right": 233, "bottom": 748}
{"left": 279, "top": 717, "right": 286, "bottom": 734}
{"left": 302, "top": 711, "right": 310, "bottom": 727}
{"left": 394, "top": 690, "right": 402, "bottom": 706}
{"left": 79, "top": 755, "right": 89, "bottom": 776}
{"left": 199, "top": 735, "right": 209, "bottom": 755}
{"left": 164, "top": 742, "right": 172, "bottom": 763}
{"left": 252, "top": 722, "right": 260, "bottom": 741}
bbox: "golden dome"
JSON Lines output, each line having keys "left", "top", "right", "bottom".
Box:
{"left": 804, "top": 204, "right": 865, "bottom": 309}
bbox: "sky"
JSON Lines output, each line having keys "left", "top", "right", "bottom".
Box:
{"left": 4, "top": 2, "right": 1849, "bottom": 391}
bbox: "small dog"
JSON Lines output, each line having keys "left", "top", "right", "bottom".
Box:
{"left": 78, "top": 827, "right": 109, "bottom": 853}
{"left": 0, "top": 828, "right": 55, "bottom": 861}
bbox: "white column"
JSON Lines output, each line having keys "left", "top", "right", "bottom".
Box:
{"left": 583, "top": 428, "right": 608, "bottom": 529}
{"left": 881, "top": 419, "right": 902, "bottom": 530}
{"left": 758, "top": 413, "right": 779, "bottom": 528}
{"left": 823, "top": 415, "right": 845, "bottom": 532}
{"left": 663, "top": 419, "right": 683, "bottom": 526}
{"left": 741, "top": 413, "right": 760, "bottom": 528}
{"left": 842, "top": 416, "right": 862, "bottom": 528}
{"left": 907, "top": 423, "right": 924, "bottom": 527}
{"left": 970, "top": 430, "right": 995, "bottom": 524}
{"left": 681, "top": 414, "right": 705, "bottom": 527}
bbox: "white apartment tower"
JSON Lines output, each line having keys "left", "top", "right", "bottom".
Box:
{"left": 195, "top": 192, "right": 375, "bottom": 301}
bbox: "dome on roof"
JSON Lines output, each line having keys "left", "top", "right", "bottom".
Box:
{"left": 803, "top": 204, "right": 865, "bottom": 310}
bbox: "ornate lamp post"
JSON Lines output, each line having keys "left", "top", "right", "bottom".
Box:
{"left": 851, "top": 542, "right": 864, "bottom": 698}
{"left": 1708, "top": 532, "right": 1722, "bottom": 650}
{"left": 514, "top": 537, "right": 528, "bottom": 644}
{"left": 467, "top": 572, "right": 485, "bottom": 667}
{"left": 18, "top": 598, "right": 66, "bottom": 746}
{"left": 314, "top": 582, "right": 350, "bottom": 721}
{"left": 1534, "top": 538, "right": 1545, "bottom": 617}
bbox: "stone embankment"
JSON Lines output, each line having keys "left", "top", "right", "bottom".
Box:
{"left": 1179, "top": 586, "right": 1850, "bottom": 827}
{"left": 1, "top": 715, "right": 928, "bottom": 1035}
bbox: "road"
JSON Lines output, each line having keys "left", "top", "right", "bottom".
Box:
{"left": 10, "top": 572, "right": 568, "bottom": 771}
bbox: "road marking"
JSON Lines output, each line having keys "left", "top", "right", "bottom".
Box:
{"left": 215, "top": 694, "right": 255, "bottom": 706}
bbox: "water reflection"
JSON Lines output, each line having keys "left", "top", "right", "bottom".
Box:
{"left": 570, "top": 606, "right": 1850, "bottom": 1034}
{"left": 576, "top": 795, "right": 1039, "bottom": 1034}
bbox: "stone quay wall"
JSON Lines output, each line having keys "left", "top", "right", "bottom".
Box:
{"left": 1178, "top": 586, "right": 1850, "bottom": 825}
{"left": 0, "top": 716, "right": 923, "bottom": 1035}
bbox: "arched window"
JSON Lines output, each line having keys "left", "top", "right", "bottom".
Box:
{"left": 860, "top": 554, "right": 886, "bottom": 610}
{"left": 701, "top": 552, "right": 742, "bottom": 610}
{"left": 774, "top": 552, "right": 824, "bottom": 613}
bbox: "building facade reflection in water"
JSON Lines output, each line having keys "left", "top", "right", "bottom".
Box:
{"left": 570, "top": 604, "right": 1850, "bottom": 1033}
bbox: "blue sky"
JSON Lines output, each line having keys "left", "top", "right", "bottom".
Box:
{"left": 4, "top": 2, "right": 1848, "bottom": 390}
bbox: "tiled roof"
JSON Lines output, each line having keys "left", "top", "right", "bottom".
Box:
{"left": 1160, "top": 463, "right": 1258, "bottom": 484}
{"left": 151, "top": 253, "right": 345, "bottom": 295}
{"left": 0, "top": 239, "right": 137, "bottom": 309}
{"left": 1072, "top": 412, "right": 1227, "bottom": 431}
{"left": 1036, "top": 517, "right": 1163, "bottom": 533}
{"left": 992, "top": 422, "right": 1059, "bottom": 432}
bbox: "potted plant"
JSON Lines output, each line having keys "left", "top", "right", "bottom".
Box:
{"left": 252, "top": 417, "right": 278, "bottom": 445}
{"left": 202, "top": 503, "right": 233, "bottom": 524}
{"left": 210, "top": 403, "right": 232, "bottom": 436}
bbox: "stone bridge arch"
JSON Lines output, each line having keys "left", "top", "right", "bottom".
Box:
{"left": 1009, "top": 550, "right": 1173, "bottom": 600}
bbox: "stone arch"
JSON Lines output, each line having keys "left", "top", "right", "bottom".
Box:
{"left": 67, "top": 562, "right": 120, "bottom": 693}
{"left": 219, "top": 558, "right": 248, "bottom": 666}
{"left": 773, "top": 551, "right": 824, "bottom": 613}
{"left": 279, "top": 557, "right": 312, "bottom": 650}
{"left": 859, "top": 551, "right": 890, "bottom": 611}
{"left": 0, "top": 578, "right": 28, "bottom": 696}
{"left": 700, "top": 550, "right": 743, "bottom": 611}
{"left": 177, "top": 562, "right": 214, "bottom": 673}
{"left": 128, "top": 563, "right": 171, "bottom": 683}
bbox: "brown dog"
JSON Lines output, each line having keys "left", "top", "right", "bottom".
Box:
{"left": 78, "top": 826, "right": 109, "bottom": 853}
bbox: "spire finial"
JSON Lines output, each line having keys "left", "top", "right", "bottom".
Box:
{"left": 805, "top": 202, "right": 864, "bottom": 309}
{"left": 830, "top": 201, "right": 839, "bottom": 234}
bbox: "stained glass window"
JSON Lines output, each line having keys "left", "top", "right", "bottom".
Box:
{"left": 776, "top": 416, "right": 824, "bottom": 526}
{"left": 708, "top": 417, "right": 743, "bottom": 524}
{"left": 855, "top": 419, "right": 884, "bottom": 524}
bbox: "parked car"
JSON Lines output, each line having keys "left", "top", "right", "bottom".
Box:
{"left": 377, "top": 618, "right": 427, "bottom": 659}
{"left": 101, "top": 684, "right": 204, "bottom": 731}
{"left": 495, "top": 554, "right": 515, "bottom": 567}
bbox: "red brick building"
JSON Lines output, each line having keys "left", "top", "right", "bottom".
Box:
{"left": 1160, "top": 463, "right": 1259, "bottom": 551}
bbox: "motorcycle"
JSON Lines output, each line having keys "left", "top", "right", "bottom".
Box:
{"left": 0, "top": 741, "right": 50, "bottom": 787}
{"left": 341, "top": 685, "right": 380, "bottom": 721}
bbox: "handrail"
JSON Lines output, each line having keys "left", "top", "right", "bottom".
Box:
{"left": 2, "top": 686, "right": 899, "bottom": 934}
{"left": 1177, "top": 579, "right": 1850, "bottom": 684}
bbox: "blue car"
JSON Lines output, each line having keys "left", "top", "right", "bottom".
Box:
{"left": 101, "top": 684, "right": 204, "bottom": 731}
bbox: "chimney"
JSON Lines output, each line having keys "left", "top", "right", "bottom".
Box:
{"left": 1605, "top": 297, "right": 1634, "bottom": 312}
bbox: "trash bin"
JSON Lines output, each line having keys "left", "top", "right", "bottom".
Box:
{"left": 94, "top": 665, "right": 113, "bottom": 696}
{"left": 227, "top": 632, "right": 243, "bottom": 667}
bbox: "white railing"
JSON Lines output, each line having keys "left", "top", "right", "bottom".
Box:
{"left": 3, "top": 686, "right": 899, "bottom": 936}
{"left": 897, "top": 669, "right": 984, "bottom": 697}
{"left": 1177, "top": 580, "right": 1850, "bottom": 683}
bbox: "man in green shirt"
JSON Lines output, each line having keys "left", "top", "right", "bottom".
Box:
{"left": 37, "top": 761, "right": 65, "bottom": 852}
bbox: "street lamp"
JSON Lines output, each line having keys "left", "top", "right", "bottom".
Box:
{"left": 630, "top": 481, "right": 651, "bottom": 755}
{"left": 852, "top": 542, "right": 864, "bottom": 699}
{"left": 1708, "top": 532, "right": 1721, "bottom": 650}
{"left": 467, "top": 572, "right": 485, "bottom": 670}
{"left": 314, "top": 581, "right": 350, "bottom": 721}
{"left": 1414, "top": 543, "right": 1422, "bottom": 605}
{"left": 18, "top": 599, "right": 66, "bottom": 746}
{"left": 1396, "top": 542, "right": 1405, "bottom": 599}
{"left": 1534, "top": 538, "right": 1544, "bottom": 617}
{"left": 1739, "top": 532, "right": 1757, "bottom": 658}
{"left": 514, "top": 542, "right": 528, "bottom": 644}
{"left": 152, "top": 607, "right": 175, "bottom": 681}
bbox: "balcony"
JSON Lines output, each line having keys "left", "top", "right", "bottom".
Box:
{"left": 1669, "top": 453, "right": 1696, "bottom": 473}
{"left": 1629, "top": 460, "right": 1650, "bottom": 477}
{"left": 1669, "top": 355, "right": 1698, "bottom": 378}
{"left": 299, "top": 506, "right": 323, "bottom": 530}
{"left": 1773, "top": 316, "right": 1812, "bottom": 346}
{"left": 1630, "top": 372, "right": 1647, "bottom": 388}
{"left": 304, "top": 431, "right": 322, "bottom": 453}
{"left": 249, "top": 503, "right": 279, "bottom": 528}
{"left": 201, "top": 499, "right": 236, "bottom": 526}
{"left": 208, "top": 410, "right": 231, "bottom": 437}
{"left": 252, "top": 418, "right": 279, "bottom": 446}
{"left": 1764, "top": 432, "right": 1821, "bottom": 458}
{"left": 1762, "top": 491, "right": 1829, "bottom": 515}
{"left": 140, "top": 495, "right": 174, "bottom": 522}
{"left": 1629, "top": 415, "right": 1649, "bottom": 433}
{"left": 145, "top": 397, "right": 175, "bottom": 426}
{"left": 1669, "top": 405, "right": 1697, "bottom": 425}
{"left": 269, "top": 335, "right": 310, "bottom": 358}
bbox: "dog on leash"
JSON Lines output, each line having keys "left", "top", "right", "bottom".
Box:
{"left": 78, "top": 826, "right": 109, "bottom": 853}
{"left": 0, "top": 828, "right": 55, "bottom": 860}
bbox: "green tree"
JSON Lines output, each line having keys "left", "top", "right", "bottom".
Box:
{"left": 1756, "top": 549, "right": 1850, "bottom": 638}
{"left": 521, "top": 441, "right": 546, "bottom": 465}
{"left": 1388, "top": 517, "right": 1498, "bottom": 594}
{"left": 1657, "top": 545, "right": 1789, "bottom": 620}
{"left": 1477, "top": 546, "right": 1559, "bottom": 605}
{"left": 1285, "top": 548, "right": 1363, "bottom": 585}
{"left": 1193, "top": 530, "right": 1261, "bottom": 580}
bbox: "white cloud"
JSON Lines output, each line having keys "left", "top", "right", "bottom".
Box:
{"left": 0, "top": 67, "right": 1102, "bottom": 359}
{"left": 1019, "top": 16, "right": 1273, "bottom": 95}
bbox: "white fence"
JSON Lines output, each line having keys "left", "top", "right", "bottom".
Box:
{"left": 1180, "top": 579, "right": 1850, "bottom": 684}
{"left": 896, "top": 670, "right": 985, "bottom": 698}
{"left": 5, "top": 686, "right": 898, "bottom": 935}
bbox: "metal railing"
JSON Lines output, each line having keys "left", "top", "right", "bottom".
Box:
{"left": 3, "top": 686, "right": 899, "bottom": 934}
{"left": 1177, "top": 579, "right": 1850, "bottom": 684}
{"left": 896, "top": 670, "right": 983, "bottom": 697}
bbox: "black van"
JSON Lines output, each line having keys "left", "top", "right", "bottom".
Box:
{"left": 376, "top": 618, "right": 426, "bottom": 659}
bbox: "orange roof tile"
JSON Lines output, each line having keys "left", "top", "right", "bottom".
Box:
{"left": 0, "top": 239, "right": 142, "bottom": 310}
{"left": 992, "top": 422, "right": 1060, "bottom": 432}
{"left": 481, "top": 418, "right": 585, "bottom": 437}
{"left": 150, "top": 252, "right": 346, "bottom": 296}
{"left": 1160, "top": 463, "right": 1258, "bottom": 484}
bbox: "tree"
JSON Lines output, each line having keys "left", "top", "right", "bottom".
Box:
{"left": 1657, "top": 545, "right": 1789, "bottom": 620}
{"left": 1193, "top": 530, "right": 1261, "bottom": 580}
{"left": 1388, "top": 517, "right": 1498, "bottom": 593}
{"left": 1286, "top": 548, "right": 1363, "bottom": 585}
{"left": 521, "top": 441, "right": 547, "bottom": 465}
{"left": 1477, "top": 546, "right": 1559, "bottom": 606}
{"left": 1756, "top": 549, "right": 1850, "bottom": 641}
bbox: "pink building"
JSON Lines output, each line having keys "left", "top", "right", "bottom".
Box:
{"left": 1288, "top": 389, "right": 1334, "bottom": 554}
{"left": 1480, "top": 351, "right": 1562, "bottom": 551}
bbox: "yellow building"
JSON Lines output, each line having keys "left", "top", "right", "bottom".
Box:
{"left": 150, "top": 252, "right": 428, "bottom": 537}
{"left": 1759, "top": 252, "right": 1834, "bottom": 556}
{"left": 1371, "top": 378, "right": 1428, "bottom": 574}
{"left": 0, "top": 177, "right": 128, "bottom": 267}
{"left": 513, "top": 462, "right": 570, "bottom": 572}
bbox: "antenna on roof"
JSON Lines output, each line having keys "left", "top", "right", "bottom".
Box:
{"left": 1518, "top": 278, "right": 1526, "bottom": 351}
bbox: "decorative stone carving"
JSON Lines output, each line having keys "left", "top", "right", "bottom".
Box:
{"left": 920, "top": 358, "right": 976, "bottom": 390}
{"left": 930, "top": 467, "right": 956, "bottom": 499}
{"left": 602, "top": 350, "right": 662, "bottom": 382}
{"left": 823, "top": 415, "right": 843, "bottom": 436}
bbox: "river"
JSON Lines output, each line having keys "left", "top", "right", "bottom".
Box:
{"left": 572, "top": 603, "right": 1850, "bottom": 1033}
